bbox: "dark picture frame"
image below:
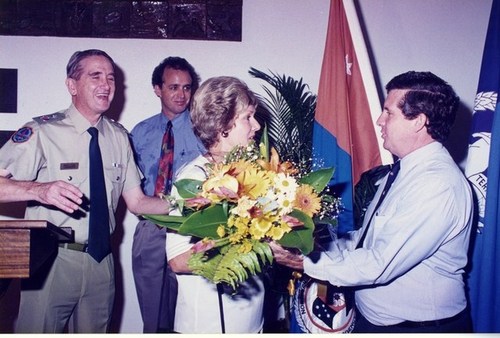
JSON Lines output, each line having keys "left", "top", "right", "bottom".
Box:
{"left": 0, "top": 131, "right": 14, "bottom": 147}
{"left": 0, "top": 69, "right": 18, "bottom": 114}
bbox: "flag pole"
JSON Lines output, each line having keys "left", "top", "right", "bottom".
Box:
{"left": 342, "top": 0, "right": 392, "bottom": 165}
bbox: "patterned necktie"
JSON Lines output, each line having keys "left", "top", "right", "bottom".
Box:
{"left": 357, "top": 160, "right": 401, "bottom": 248}
{"left": 87, "top": 127, "right": 111, "bottom": 262}
{"left": 154, "top": 121, "right": 174, "bottom": 195}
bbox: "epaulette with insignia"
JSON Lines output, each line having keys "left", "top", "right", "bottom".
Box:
{"left": 33, "top": 112, "right": 65, "bottom": 124}
{"left": 109, "top": 118, "right": 130, "bottom": 133}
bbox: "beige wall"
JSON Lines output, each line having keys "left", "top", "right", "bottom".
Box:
{"left": 0, "top": 0, "right": 493, "bottom": 332}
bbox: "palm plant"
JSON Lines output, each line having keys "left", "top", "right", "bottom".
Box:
{"left": 249, "top": 67, "right": 317, "bottom": 170}
{"left": 249, "top": 67, "right": 319, "bottom": 332}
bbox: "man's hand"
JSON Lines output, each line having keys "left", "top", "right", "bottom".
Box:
{"left": 0, "top": 174, "right": 83, "bottom": 213}
{"left": 269, "top": 242, "right": 305, "bottom": 271}
{"left": 32, "top": 181, "right": 83, "bottom": 213}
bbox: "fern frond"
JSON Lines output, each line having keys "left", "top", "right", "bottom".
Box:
{"left": 187, "top": 241, "right": 274, "bottom": 289}
{"left": 188, "top": 251, "right": 222, "bottom": 282}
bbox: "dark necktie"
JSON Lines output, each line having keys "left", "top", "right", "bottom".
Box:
{"left": 154, "top": 121, "right": 174, "bottom": 195}
{"left": 87, "top": 127, "right": 111, "bottom": 262}
{"left": 357, "top": 160, "right": 401, "bottom": 248}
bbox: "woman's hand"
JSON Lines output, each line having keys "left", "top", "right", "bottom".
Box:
{"left": 168, "top": 250, "right": 192, "bottom": 274}
{"left": 269, "top": 242, "right": 305, "bottom": 271}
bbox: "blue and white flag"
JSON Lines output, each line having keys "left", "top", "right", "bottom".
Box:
{"left": 464, "top": 0, "right": 500, "bottom": 332}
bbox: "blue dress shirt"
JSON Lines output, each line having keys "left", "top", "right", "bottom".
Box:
{"left": 130, "top": 110, "right": 205, "bottom": 196}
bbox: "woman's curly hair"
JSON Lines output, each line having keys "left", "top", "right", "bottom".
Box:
{"left": 190, "top": 76, "right": 258, "bottom": 149}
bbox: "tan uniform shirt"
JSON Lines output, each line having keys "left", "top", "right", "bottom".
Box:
{"left": 0, "top": 105, "right": 142, "bottom": 243}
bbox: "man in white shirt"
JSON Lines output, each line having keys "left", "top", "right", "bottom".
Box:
{"left": 271, "top": 71, "right": 473, "bottom": 333}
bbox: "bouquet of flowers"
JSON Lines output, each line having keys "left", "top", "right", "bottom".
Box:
{"left": 144, "top": 136, "right": 340, "bottom": 289}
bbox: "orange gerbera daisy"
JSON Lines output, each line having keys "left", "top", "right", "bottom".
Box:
{"left": 293, "top": 184, "right": 321, "bottom": 217}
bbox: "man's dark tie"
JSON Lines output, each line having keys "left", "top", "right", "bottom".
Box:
{"left": 154, "top": 121, "right": 174, "bottom": 195}
{"left": 357, "top": 160, "right": 401, "bottom": 248}
{"left": 87, "top": 127, "right": 110, "bottom": 263}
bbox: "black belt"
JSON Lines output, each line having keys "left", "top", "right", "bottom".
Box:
{"left": 59, "top": 242, "right": 88, "bottom": 252}
{"left": 395, "top": 310, "right": 466, "bottom": 328}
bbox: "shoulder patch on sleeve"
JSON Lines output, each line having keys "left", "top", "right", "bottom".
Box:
{"left": 33, "top": 112, "right": 65, "bottom": 124}
{"left": 11, "top": 126, "right": 33, "bottom": 143}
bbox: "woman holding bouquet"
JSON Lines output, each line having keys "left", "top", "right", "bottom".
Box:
{"left": 165, "top": 76, "right": 264, "bottom": 333}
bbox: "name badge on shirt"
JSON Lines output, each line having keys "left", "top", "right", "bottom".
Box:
{"left": 60, "top": 162, "right": 79, "bottom": 170}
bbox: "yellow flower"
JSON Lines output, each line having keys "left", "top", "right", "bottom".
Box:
{"left": 229, "top": 215, "right": 251, "bottom": 237}
{"left": 202, "top": 165, "right": 239, "bottom": 202}
{"left": 293, "top": 184, "right": 321, "bottom": 217}
{"left": 238, "top": 166, "right": 272, "bottom": 199}
{"left": 216, "top": 225, "right": 226, "bottom": 238}
{"left": 227, "top": 215, "right": 235, "bottom": 228}
{"left": 229, "top": 159, "right": 254, "bottom": 175}
{"left": 266, "top": 224, "right": 286, "bottom": 240}
{"left": 248, "top": 214, "right": 276, "bottom": 240}
{"left": 238, "top": 240, "right": 253, "bottom": 254}
{"left": 279, "top": 220, "right": 292, "bottom": 234}
{"left": 229, "top": 232, "right": 244, "bottom": 244}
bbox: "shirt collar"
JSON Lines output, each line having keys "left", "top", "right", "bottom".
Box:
{"left": 160, "top": 109, "right": 190, "bottom": 129}
{"left": 400, "top": 141, "right": 443, "bottom": 173}
{"left": 67, "top": 104, "right": 105, "bottom": 136}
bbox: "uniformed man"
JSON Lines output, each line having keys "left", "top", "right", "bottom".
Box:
{"left": 0, "top": 49, "right": 173, "bottom": 333}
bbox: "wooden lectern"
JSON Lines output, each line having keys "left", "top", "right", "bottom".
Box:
{"left": 0, "top": 220, "right": 73, "bottom": 279}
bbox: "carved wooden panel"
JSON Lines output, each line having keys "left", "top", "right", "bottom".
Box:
{"left": 0, "top": 0, "right": 242, "bottom": 41}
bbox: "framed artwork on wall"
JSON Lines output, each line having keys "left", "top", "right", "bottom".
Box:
{"left": 0, "top": 69, "right": 17, "bottom": 114}
{"left": 0, "top": 131, "right": 14, "bottom": 147}
{"left": 0, "top": 0, "right": 242, "bottom": 41}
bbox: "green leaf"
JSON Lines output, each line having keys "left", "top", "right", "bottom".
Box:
{"left": 178, "top": 205, "right": 228, "bottom": 238}
{"left": 252, "top": 241, "right": 274, "bottom": 265}
{"left": 142, "top": 214, "right": 187, "bottom": 232}
{"left": 299, "top": 167, "right": 334, "bottom": 192}
{"left": 174, "top": 178, "right": 203, "bottom": 198}
{"left": 278, "top": 209, "right": 315, "bottom": 255}
{"left": 258, "top": 124, "right": 270, "bottom": 161}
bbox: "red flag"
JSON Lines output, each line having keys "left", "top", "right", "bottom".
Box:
{"left": 313, "top": 0, "right": 391, "bottom": 236}
{"left": 315, "top": 0, "right": 387, "bottom": 187}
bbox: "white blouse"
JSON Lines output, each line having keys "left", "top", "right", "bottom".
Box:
{"left": 166, "top": 155, "right": 265, "bottom": 333}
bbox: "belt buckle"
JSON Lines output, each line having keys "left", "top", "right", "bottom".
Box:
{"left": 59, "top": 242, "right": 88, "bottom": 252}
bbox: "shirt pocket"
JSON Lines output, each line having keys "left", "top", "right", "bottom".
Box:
{"left": 57, "top": 162, "right": 86, "bottom": 186}
{"left": 370, "top": 213, "right": 391, "bottom": 244}
{"left": 104, "top": 163, "right": 125, "bottom": 208}
{"left": 105, "top": 163, "right": 125, "bottom": 185}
